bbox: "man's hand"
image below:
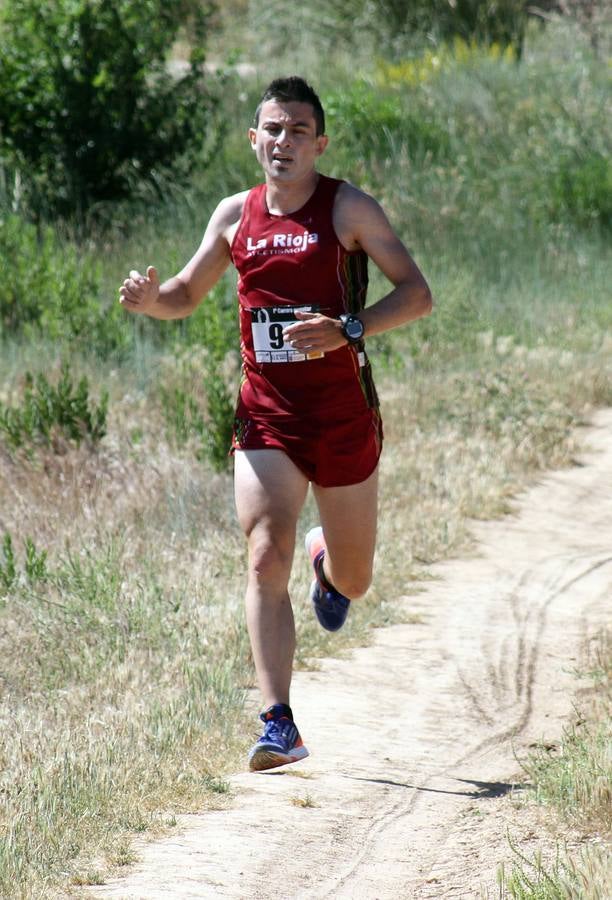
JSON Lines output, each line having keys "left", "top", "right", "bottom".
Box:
{"left": 283, "top": 311, "right": 347, "bottom": 353}
{"left": 119, "top": 266, "right": 160, "bottom": 314}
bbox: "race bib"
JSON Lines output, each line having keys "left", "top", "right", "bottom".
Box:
{"left": 250, "top": 306, "right": 324, "bottom": 363}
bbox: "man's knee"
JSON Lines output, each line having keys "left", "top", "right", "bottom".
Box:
{"left": 329, "top": 566, "right": 373, "bottom": 601}
{"left": 247, "top": 528, "right": 294, "bottom": 585}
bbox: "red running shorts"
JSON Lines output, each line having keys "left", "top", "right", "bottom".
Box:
{"left": 231, "top": 406, "right": 383, "bottom": 488}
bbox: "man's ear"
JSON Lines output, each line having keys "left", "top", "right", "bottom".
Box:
{"left": 248, "top": 127, "right": 257, "bottom": 150}
{"left": 316, "top": 134, "right": 329, "bottom": 157}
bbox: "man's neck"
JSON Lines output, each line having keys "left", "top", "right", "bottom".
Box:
{"left": 265, "top": 171, "right": 320, "bottom": 216}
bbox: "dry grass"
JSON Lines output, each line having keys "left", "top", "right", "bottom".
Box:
{"left": 0, "top": 339, "right": 611, "bottom": 896}
{"left": 498, "top": 633, "right": 611, "bottom": 899}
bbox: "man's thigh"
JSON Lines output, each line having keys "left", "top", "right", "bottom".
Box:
{"left": 311, "top": 466, "right": 379, "bottom": 574}
{"left": 234, "top": 448, "right": 309, "bottom": 541}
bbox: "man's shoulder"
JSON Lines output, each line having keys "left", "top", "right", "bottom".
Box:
{"left": 335, "top": 180, "right": 380, "bottom": 215}
{"left": 333, "top": 180, "right": 384, "bottom": 242}
{"left": 214, "top": 189, "right": 252, "bottom": 224}
{"left": 208, "top": 188, "right": 255, "bottom": 245}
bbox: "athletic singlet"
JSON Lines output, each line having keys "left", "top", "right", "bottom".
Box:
{"left": 230, "top": 174, "right": 379, "bottom": 420}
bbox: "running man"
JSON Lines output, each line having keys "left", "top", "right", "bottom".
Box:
{"left": 119, "top": 76, "right": 433, "bottom": 772}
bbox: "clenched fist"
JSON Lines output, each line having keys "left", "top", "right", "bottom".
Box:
{"left": 119, "top": 266, "right": 160, "bottom": 314}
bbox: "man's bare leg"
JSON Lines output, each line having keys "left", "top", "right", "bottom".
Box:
{"left": 311, "top": 466, "right": 379, "bottom": 600}
{"left": 234, "top": 449, "right": 309, "bottom": 708}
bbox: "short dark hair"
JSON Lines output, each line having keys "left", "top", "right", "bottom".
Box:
{"left": 254, "top": 76, "right": 325, "bottom": 136}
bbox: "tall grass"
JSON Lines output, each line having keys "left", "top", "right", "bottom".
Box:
{"left": 0, "top": 13, "right": 611, "bottom": 898}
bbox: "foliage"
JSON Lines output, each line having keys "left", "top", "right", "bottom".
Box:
{"left": 378, "top": 36, "right": 517, "bottom": 86}
{"left": 324, "top": 81, "right": 450, "bottom": 165}
{"left": 0, "top": 534, "right": 17, "bottom": 591}
{"left": 249, "top": 0, "right": 535, "bottom": 58}
{"left": 0, "top": 0, "right": 220, "bottom": 218}
{"left": 0, "top": 365, "right": 108, "bottom": 452}
{"left": 198, "top": 293, "right": 237, "bottom": 472}
{"left": 0, "top": 533, "right": 48, "bottom": 593}
{"left": 320, "top": 30, "right": 610, "bottom": 253}
{"left": 159, "top": 285, "right": 236, "bottom": 471}
{"left": 367, "top": 0, "right": 531, "bottom": 52}
{"left": 200, "top": 361, "right": 236, "bottom": 472}
{"left": 0, "top": 212, "right": 128, "bottom": 354}
{"left": 498, "top": 842, "right": 588, "bottom": 899}
{"left": 550, "top": 152, "right": 612, "bottom": 231}
{"left": 160, "top": 354, "right": 235, "bottom": 472}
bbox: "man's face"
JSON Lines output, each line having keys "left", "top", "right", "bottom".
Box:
{"left": 249, "top": 100, "right": 328, "bottom": 183}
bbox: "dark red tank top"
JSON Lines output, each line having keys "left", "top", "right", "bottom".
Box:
{"left": 230, "top": 174, "right": 378, "bottom": 419}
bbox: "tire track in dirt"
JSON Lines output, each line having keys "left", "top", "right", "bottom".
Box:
{"left": 316, "top": 554, "right": 612, "bottom": 899}
{"left": 88, "top": 409, "right": 612, "bottom": 899}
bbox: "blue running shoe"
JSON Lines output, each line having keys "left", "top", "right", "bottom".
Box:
{"left": 305, "top": 527, "right": 351, "bottom": 632}
{"left": 248, "top": 705, "right": 309, "bottom": 772}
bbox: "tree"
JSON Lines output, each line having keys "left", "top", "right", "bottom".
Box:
{"left": 0, "top": 0, "right": 219, "bottom": 218}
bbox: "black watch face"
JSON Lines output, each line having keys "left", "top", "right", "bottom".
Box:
{"left": 345, "top": 318, "right": 364, "bottom": 340}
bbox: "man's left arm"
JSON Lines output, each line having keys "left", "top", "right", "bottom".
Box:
{"left": 343, "top": 187, "right": 433, "bottom": 337}
{"left": 283, "top": 186, "right": 432, "bottom": 353}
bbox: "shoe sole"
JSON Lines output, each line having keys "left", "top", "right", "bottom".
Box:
{"left": 249, "top": 745, "right": 309, "bottom": 772}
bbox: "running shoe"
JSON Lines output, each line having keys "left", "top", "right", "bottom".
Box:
{"left": 305, "top": 526, "right": 351, "bottom": 632}
{"left": 248, "top": 705, "right": 309, "bottom": 772}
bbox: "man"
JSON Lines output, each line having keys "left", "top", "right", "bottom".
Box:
{"left": 119, "top": 76, "right": 432, "bottom": 772}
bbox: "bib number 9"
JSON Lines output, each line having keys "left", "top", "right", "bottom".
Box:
{"left": 250, "top": 306, "right": 323, "bottom": 363}
{"left": 268, "top": 322, "right": 284, "bottom": 350}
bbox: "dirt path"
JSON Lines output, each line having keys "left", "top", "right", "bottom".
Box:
{"left": 88, "top": 410, "right": 612, "bottom": 899}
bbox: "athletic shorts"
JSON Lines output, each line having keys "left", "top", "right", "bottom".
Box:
{"left": 231, "top": 406, "right": 383, "bottom": 488}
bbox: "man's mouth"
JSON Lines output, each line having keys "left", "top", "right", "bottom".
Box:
{"left": 272, "top": 155, "right": 293, "bottom": 164}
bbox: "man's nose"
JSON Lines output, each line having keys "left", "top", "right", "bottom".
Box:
{"left": 275, "top": 129, "right": 291, "bottom": 147}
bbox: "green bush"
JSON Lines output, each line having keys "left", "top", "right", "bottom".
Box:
{"left": 159, "top": 286, "right": 237, "bottom": 471}
{"left": 202, "top": 363, "right": 235, "bottom": 471}
{"left": 0, "top": 0, "right": 220, "bottom": 218}
{"left": 551, "top": 152, "right": 612, "bottom": 230}
{"left": 324, "top": 81, "right": 450, "bottom": 165}
{"left": 0, "top": 365, "right": 108, "bottom": 452}
{"left": 160, "top": 359, "right": 235, "bottom": 473}
{"left": 0, "top": 213, "right": 127, "bottom": 353}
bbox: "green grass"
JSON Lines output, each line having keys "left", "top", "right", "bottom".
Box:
{"left": 519, "top": 637, "right": 611, "bottom": 837}
{"left": 498, "top": 636, "right": 611, "bottom": 899}
{"left": 498, "top": 843, "right": 611, "bottom": 899}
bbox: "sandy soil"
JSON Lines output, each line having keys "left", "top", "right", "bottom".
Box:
{"left": 87, "top": 409, "right": 612, "bottom": 899}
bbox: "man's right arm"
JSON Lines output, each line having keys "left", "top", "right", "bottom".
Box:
{"left": 119, "top": 193, "right": 246, "bottom": 319}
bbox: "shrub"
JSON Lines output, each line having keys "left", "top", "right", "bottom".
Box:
{"left": 0, "top": 0, "right": 220, "bottom": 218}
{"left": 324, "top": 80, "right": 450, "bottom": 167}
{"left": 551, "top": 152, "right": 612, "bottom": 231}
{"left": 0, "top": 534, "right": 17, "bottom": 591}
{"left": 0, "top": 213, "right": 127, "bottom": 354}
{"left": 0, "top": 533, "right": 48, "bottom": 593}
{"left": 0, "top": 365, "right": 108, "bottom": 453}
{"left": 202, "top": 363, "right": 235, "bottom": 471}
{"left": 159, "top": 286, "right": 237, "bottom": 471}
{"left": 160, "top": 357, "right": 235, "bottom": 473}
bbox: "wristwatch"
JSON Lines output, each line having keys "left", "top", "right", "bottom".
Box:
{"left": 339, "top": 313, "right": 365, "bottom": 344}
